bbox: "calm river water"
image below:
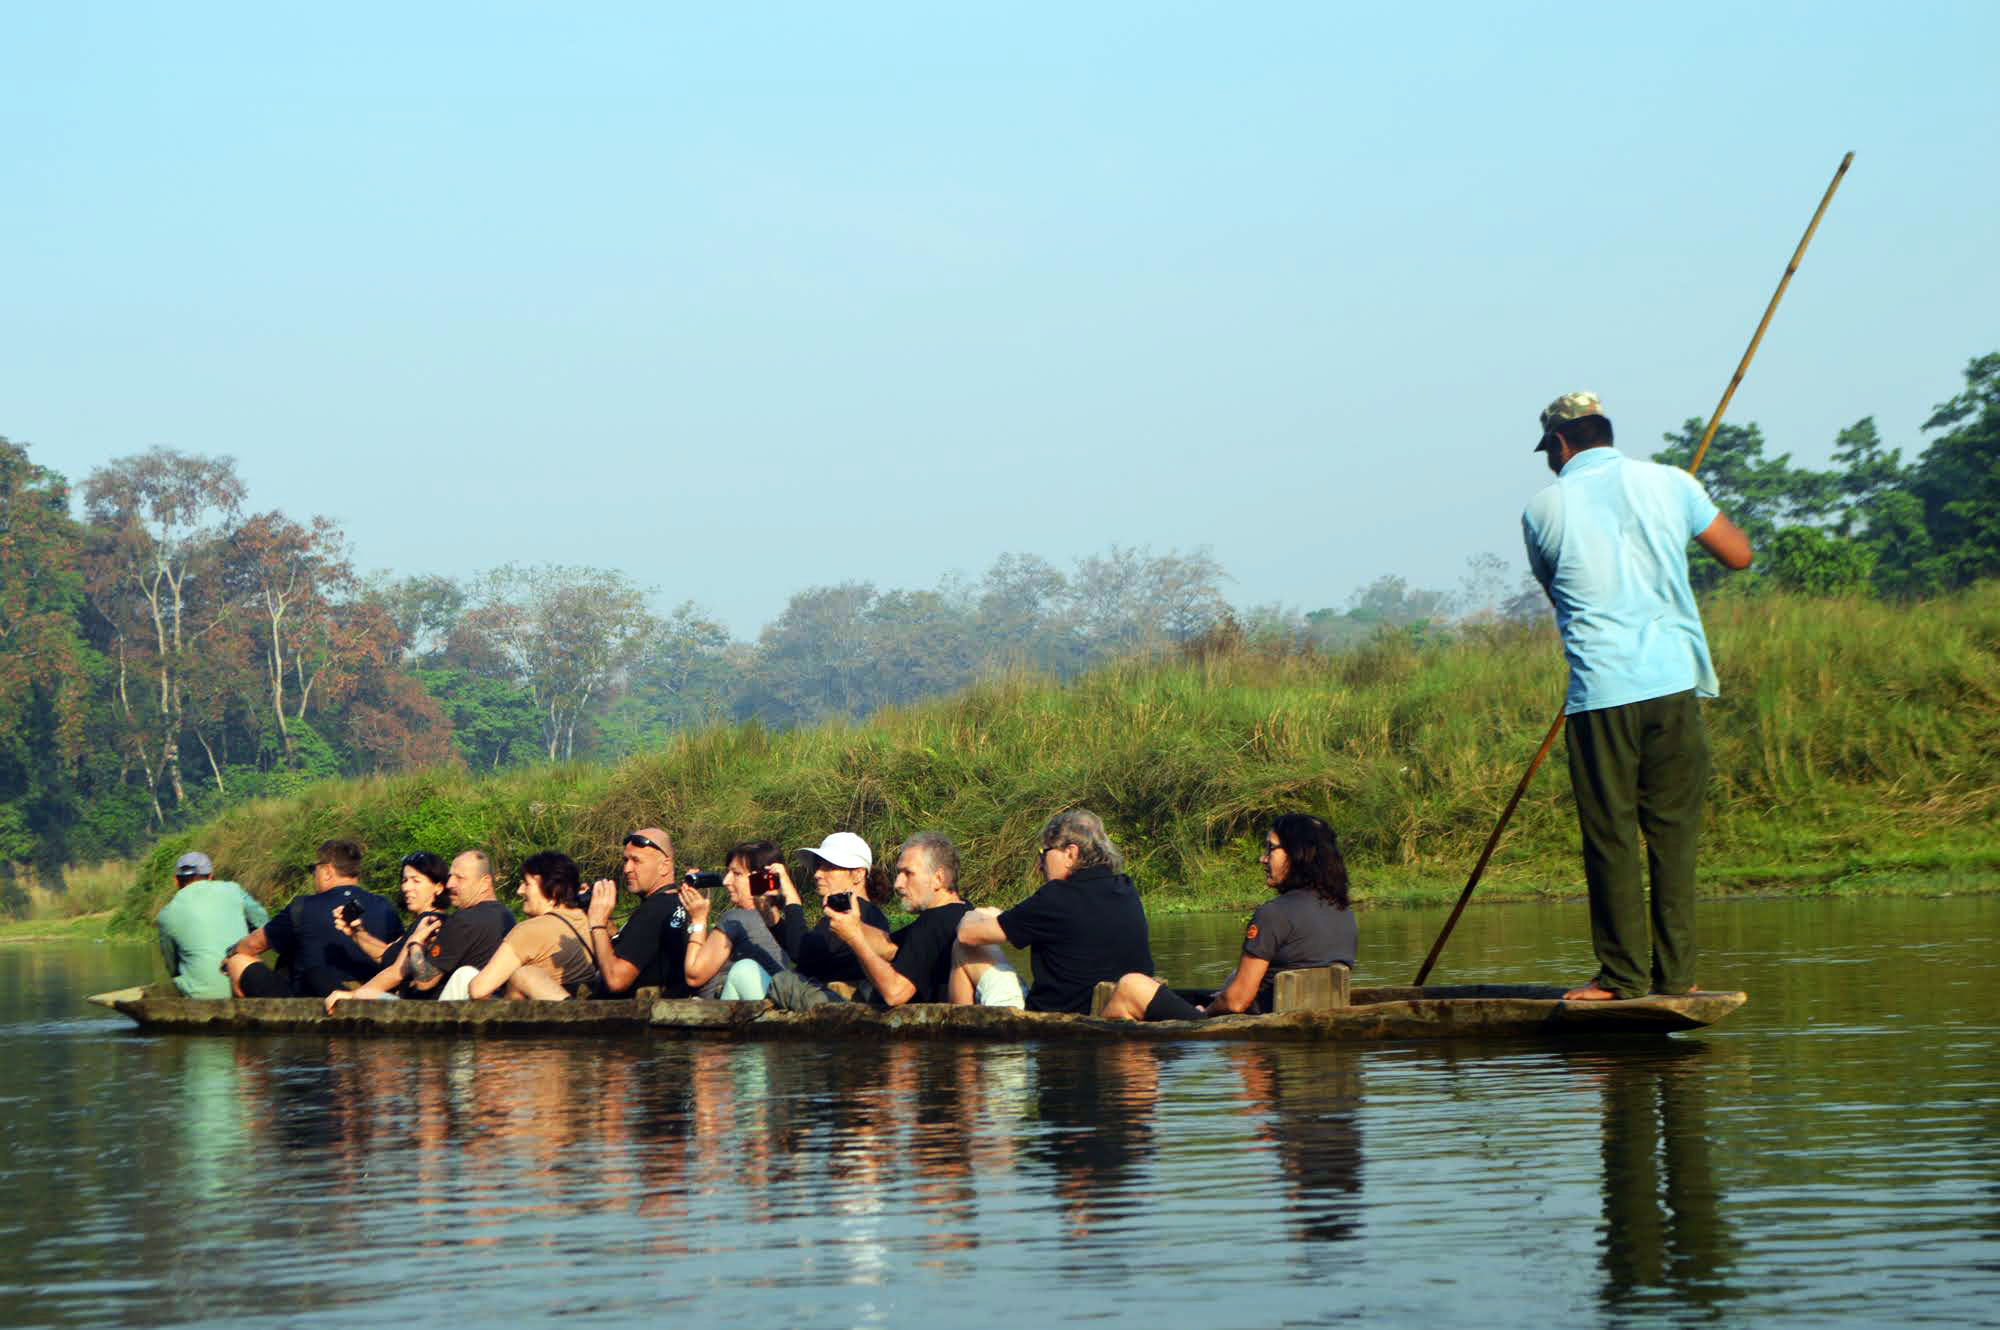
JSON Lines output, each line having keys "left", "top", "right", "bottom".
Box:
{"left": 1, "top": 895, "right": 1995, "bottom": 1329}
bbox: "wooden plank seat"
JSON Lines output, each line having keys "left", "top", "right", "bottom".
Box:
{"left": 1090, "top": 964, "right": 1351, "bottom": 1017}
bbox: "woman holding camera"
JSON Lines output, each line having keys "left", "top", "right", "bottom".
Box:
{"left": 466, "top": 850, "right": 601, "bottom": 1000}
{"left": 1100, "top": 812, "right": 1357, "bottom": 1021}
{"left": 332, "top": 851, "right": 452, "bottom": 972}
{"left": 323, "top": 852, "right": 454, "bottom": 1010}
{"left": 681, "top": 840, "right": 796, "bottom": 1000}
{"left": 770, "top": 831, "right": 894, "bottom": 990}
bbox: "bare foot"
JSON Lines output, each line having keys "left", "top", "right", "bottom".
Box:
{"left": 1562, "top": 982, "right": 1620, "bottom": 1001}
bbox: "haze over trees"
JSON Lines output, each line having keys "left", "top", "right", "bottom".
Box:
{"left": 0, "top": 349, "right": 1994, "bottom": 894}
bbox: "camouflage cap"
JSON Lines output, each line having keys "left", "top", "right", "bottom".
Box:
{"left": 1535, "top": 390, "right": 1608, "bottom": 451}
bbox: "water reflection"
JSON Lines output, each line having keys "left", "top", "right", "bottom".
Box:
{"left": 1568, "top": 1042, "right": 1743, "bottom": 1319}
{"left": 8, "top": 897, "right": 2000, "bottom": 1329}
{"left": 1024, "top": 1043, "right": 1163, "bottom": 1241}
{"left": 1227, "top": 1045, "right": 1364, "bottom": 1244}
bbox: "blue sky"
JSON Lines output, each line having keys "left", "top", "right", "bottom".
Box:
{"left": 4, "top": 1, "right": 1995, "bottom": 633}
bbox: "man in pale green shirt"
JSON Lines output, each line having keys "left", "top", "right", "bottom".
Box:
{"left": 156, "top": 852, "right": 269, "bottom": 998}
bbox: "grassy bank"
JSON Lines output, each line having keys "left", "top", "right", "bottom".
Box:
{"left": 95, "top": 583, "right": 2000, "bottom": 936}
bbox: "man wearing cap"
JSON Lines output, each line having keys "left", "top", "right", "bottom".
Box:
{"left": 583, "top": 827, "right": 695, "bottom": 998}
{"left": 1525, "top": 391, "right": 1752, "bottom": 1001}
{"left": 154, "top": 852, "right": 269, "bottom": 999}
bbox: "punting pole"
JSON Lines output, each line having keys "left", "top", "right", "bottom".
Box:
{"left": 1410, "top": 151, "right": 1854, "bottom": 987}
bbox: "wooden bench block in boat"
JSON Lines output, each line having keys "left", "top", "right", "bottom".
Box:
{"left": 1091, "top": 966, "right": 1349, "bottom": 1016}
{"left": 1273, "top": 965, "right": 1349, "bottom": 1012}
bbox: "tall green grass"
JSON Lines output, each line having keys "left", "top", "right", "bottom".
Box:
{"left": 108, "top": 582, "right": 2000, "bottom": 933}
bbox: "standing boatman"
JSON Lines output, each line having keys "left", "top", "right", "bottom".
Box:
{"left": 1523, "top": 392, "right": 1753, "bottom": 1000}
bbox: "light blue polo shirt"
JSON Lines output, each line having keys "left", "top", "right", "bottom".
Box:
{"left": 1521, "top": 447, "right": 1720, "bottom": 714}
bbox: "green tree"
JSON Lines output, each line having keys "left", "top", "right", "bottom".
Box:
{"left": 1911, "top": 352, "right": 2000, "bottom": 587}
{"left": 0, "top": 437, "right": 97, "bottom": 879}
{"left": 414, "top": 667, "right": 542, "bottom": 771}
{"left": 458, "top": 566, "right": 658, "bottom": 762}
{"left": 1654, "top": 420, "right": 1832, "bottom": 590}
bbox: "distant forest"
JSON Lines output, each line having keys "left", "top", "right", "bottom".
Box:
{"left": 2, "top": 351, "right": 1995, "bottom": 880}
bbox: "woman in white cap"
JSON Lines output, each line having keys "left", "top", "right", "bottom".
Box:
{"left": 768, "top": 831, "right": 894, "bottom": 990}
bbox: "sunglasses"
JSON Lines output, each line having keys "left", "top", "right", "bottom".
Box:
{"left": 624, "top": 833, "right": 668, "bottom": 856}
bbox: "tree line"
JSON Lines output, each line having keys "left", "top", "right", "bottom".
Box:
{"left": 1, "top": 351, "right": 1993, "bottom": 886}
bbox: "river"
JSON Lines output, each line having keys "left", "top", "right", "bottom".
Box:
{"left": 0, "top": 894, "right": 1994, "bottom": 1329}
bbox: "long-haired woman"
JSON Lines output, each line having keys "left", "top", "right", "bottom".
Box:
{"left": 1102, "top": 812, "right": 1356, "bottom": 1021}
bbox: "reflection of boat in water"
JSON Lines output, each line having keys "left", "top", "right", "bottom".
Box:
{"left": 86, "top": 975, "right": 1745, "bottom": 1041}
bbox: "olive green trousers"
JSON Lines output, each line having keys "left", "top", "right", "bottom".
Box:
{"left": 1564, "top": 690, "right": 1709, "bottom": 998}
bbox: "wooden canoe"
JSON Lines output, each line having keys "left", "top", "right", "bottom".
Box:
{"left": 85, "top": 981, "right": 1746, "bottom": 1042}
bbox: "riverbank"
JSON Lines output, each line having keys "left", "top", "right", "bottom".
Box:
{"left": 77, "top": 582, "right": 2000, "bottom": 935}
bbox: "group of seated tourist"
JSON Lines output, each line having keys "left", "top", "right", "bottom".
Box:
{"left": 154, "top": 807, "right": 1358, "bottom": 1022}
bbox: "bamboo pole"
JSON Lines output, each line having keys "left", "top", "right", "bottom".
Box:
{"left": 1411, "top": 151, "right": 1854, "bottom": 987}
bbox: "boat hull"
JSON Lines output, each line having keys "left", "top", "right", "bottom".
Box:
{"left": 85, "top": 983, "right": 1746, "bottom": 1041}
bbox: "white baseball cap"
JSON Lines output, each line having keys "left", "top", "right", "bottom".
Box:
{"left": 796, "top": 832, "right": 873, "bottom": 870}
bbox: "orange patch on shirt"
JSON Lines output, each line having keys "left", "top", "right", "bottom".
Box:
{"left": 1245, "top": 923, "right": 1259, "bottom": 940}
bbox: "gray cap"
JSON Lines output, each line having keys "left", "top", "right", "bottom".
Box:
{"left": 174, "top": 851, "right": 213, "bottom": 879}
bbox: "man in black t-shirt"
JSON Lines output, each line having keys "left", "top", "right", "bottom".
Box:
{"left": 224, "top": 839, "right": 401, "bottom": 998}
{"left": 584, "top": 825, "right": 693, "bottom": 998}
{"left": 324, "top": 849, "right": 517, "bottom": 1011}
{"left": 817, "top": 832, "right": 971, "bottom": 1007}
{"left": 956, "top": 808, "right": 1152, "bottom": 1013}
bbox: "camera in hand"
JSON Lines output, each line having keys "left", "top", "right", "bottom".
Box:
{"left": 684, "top": 870, "right": 724, "bottom": 891}
{"left": 824, "top": 892, "right": 853, "bottom": 913}
{"left": 336, "top": 901, "right": 363, "bottom": 929}
{"left": 751, "top": 867, "right": 779, "bottom": 893}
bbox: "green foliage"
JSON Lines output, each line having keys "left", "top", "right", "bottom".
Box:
{"left": 1913, "top": 352, "right": 2000, "bottom": 587}
{"left": 415, "top": 667, "right": 542, "bottom": 771}
{"left": 1765, "top": 527, "right": 1875, "bottom": 595}
{"left": 108, "top": 583, "right": 2000, "bottom": 932}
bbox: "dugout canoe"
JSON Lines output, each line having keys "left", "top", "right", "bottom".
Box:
{"left": 84, "top": 980, "right": 1746, "bottom": 1042}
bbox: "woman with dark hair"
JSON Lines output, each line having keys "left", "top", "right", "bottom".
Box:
{"left": 1101, "top": 813, "right": 1357, "bottom": 1021}
{"left": 333, "top": 851, "right": 452, "bottom": 966}
{"left": 466, "top": 850, "right": 601, "bottom": 1000}
{"left": 681, "top": 839, "right": 796, "bottom": 1001}
{"left": 324, "top": 851, "right": 454, "bottom": 1008}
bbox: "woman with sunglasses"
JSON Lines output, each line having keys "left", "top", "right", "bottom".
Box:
{"left": 1100, "top": 812, "right": 1357, "bottom": 1021}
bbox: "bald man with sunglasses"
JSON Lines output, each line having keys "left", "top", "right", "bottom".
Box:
{"left": 583, "top": 827, "right": 696, "bottom": 997}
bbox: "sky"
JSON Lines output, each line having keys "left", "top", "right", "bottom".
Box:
{"left": 4, "top": 1, "right": 1996, "bottom": 635}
